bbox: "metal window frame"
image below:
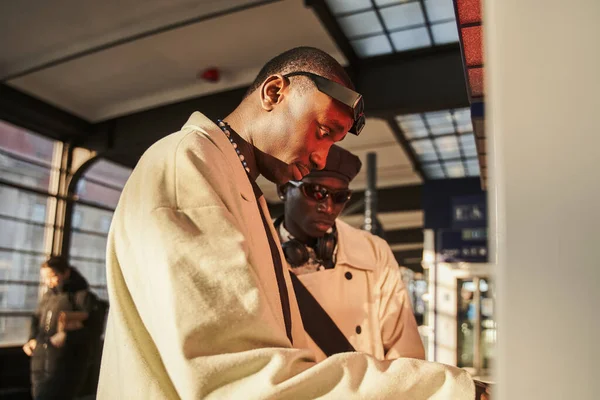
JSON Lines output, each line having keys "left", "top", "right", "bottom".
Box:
{"left": 327, "top": 0, "right": 458, "bottom": 56}
{"left": 394, "top": 108, "right": 479, "bottom": 180}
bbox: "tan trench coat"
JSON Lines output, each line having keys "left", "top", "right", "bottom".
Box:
{"left": 98, "top": 112, "right": 475, "bottom": 399}
{"left": 296, "top": 219, "right": 425, "bottom": 362}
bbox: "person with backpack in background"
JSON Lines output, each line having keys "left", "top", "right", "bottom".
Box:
{"left": 22, "top": 256, "right": 105, "bottom": 400}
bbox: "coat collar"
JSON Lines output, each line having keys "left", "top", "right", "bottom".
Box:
{"left": 335, "top": 219, "right": 376, "bottom": 271}
{"left": 182, "top": 112, "right": 254, "bottom": 202}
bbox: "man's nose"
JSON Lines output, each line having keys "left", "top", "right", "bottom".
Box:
{"left": 318, "top": 196, "right": 334, "bottom": 214}
{"left": 309, "top": 143, "right": 333, "bottom": 170}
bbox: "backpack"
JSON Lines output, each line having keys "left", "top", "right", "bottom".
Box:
{"left": 68, "top": 289, "right": 109, "bottom": 395}
{"left": 69, "top": 289, "right": 109, "bottom": 340}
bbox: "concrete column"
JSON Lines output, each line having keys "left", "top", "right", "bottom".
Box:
{"left": 486, "top": 0, "right": 600, "bottom": 398}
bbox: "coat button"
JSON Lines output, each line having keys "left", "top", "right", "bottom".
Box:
{"left": 43, "top": 343, "right": 48, "bottom": 349}
{"left": 345, "top": 272, "right": 353, "bottom": 280}
{"left": 356, "top": 325, "right": 362, "bottom": 334}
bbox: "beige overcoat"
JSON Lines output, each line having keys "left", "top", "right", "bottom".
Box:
{"left": 98, "top": 112, "right": 474, "bottom": 399}
{"left": 295, "top": 219, "right": 426, "bottom": 362}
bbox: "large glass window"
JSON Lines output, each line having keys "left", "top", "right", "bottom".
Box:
{"left": 0, "top": 120, "right": 59, "bottom": 346}
{"left": 325, "top": 0, "right": 460, "bottom": 57}
{"left": 396, "top": 108, "right": 481, "bottom": 179}
{"left": 70, "top": 160, "right": 131, "bottom": 301}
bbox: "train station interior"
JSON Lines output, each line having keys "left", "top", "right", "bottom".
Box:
{"left": 0, "top": 0, "right": 598, "bottom": 399}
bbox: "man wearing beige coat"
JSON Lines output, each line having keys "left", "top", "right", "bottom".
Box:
{"left": 276, "top": 145, "right": 425, "bottom": 362}
{"left": 98, "top": 47, "right": 479, "bottom": 399}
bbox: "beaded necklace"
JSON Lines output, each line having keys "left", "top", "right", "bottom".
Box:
{"left": 217, "top": 120, "right": 294, "bottom": 341}
{"left": 216, "top": 119, "right": 250, "bottom": 174}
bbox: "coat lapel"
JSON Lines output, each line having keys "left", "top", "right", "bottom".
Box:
{"left": 336, "top": 220, "right": 376, "bottom": 271}
{"left": 181, "top": 112, "right": 254, "bottom": 203}
{"left": 181, "top": 112, "right": 292, "bottom": 341}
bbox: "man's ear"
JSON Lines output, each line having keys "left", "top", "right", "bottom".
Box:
{"left": 277, "top": 184, "right": 288, "bottom": 201}
{"left": 260, "top": 74, "right": 289, "bottom": 111}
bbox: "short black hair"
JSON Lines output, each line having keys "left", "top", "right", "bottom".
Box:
{"left": 245, "top": 47, "right": 353, "bottom": 98}
{"left": 42, "top": 256, "right": 70, "bottom": 274}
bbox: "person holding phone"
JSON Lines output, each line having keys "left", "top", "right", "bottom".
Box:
{"left": 24, "top": 256, "right": 98, "bottom": 399}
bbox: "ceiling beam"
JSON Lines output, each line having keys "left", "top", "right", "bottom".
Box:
{"left": 394, "top": 248, "right": 424, "bottom": 273}
{"left": 268, "top": 183, "right": 421, "bottom": 218}
{"left": 343, "top": 183, "right": 422, "bottom": 215}
{"left": 0, "top": 84, "right": 90, "bottom": 142}
{"left": 385, "top": 116, "right": 425, "bottom": 180}
{"left": 401, "top": 263, "right": 424, "bottom": 273}
{"left": 304, "top": 0, "right": 360, "bottom": 73}
{"left": 356, "top": 44, "right": 469, "bottom": 118}
{"left": 385, "top": 227, "right": 424, "bottom": 245}
{"left": 393, "top": 249, "right": 424, "bottom": 264}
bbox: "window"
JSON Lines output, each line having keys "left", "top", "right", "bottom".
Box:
{"left": 70, "top": 160, "right": 131, "bottom": 301}
{"left": 325, "top": 0, "right": 460, "bottom": 57}
{"left": 72, "top": 209, "right": 82, "bottom": 229}
{"left": 395, "top": 108, "right": 481, "bottom": 179}
{"left": 99, "top": 215, "right": 112, "bottom": 233}
{"left": 0, "top": 120, "right": 59, "bottom": 346}
{"left": 0, "top": 124, "right": 132, "bottom": 346}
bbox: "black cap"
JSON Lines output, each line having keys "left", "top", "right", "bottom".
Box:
{"left": 304, "top": 145, "right": 362, "bottom": 183}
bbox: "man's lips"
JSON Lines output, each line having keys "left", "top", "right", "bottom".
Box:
{"left": 292, "top": 163, "right": 310, "bottom": 181}
{"left": 292, "top": 165, "right": 303, "bottom": 181}
{"left": 313, "top": 219, "right": 334, "bottom": 230}
{"left": 297, "top": 164, "right": 310, "bottom": 178}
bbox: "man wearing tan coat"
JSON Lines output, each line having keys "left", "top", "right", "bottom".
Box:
{"left": 276, "top": 145, "right": 425, "bottom": 362}
{"left": 98, "top": 47, "right": 477, "bottom": 399}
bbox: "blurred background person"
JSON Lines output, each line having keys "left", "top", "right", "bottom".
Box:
{"left": 23, "top": 256, "right": 105, "bottom": 400}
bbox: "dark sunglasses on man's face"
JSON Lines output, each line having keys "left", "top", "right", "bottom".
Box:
{"left": 289, "top": 181, "right": 352, "bottom": 204}
{"left": 283, "top": 71, "right": 365, "bottom": 136}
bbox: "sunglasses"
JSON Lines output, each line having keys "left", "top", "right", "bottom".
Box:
{"left": 283, "top": 71, "right": 365, "bottom": 135}
{"left": 289, "top": 181, "right": 352, "bottom": 205}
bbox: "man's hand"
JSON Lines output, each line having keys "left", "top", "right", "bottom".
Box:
{"left": 474, "top": 380, "right": 492, "bottom": 400}
{"left": 22, "top": 339, "right": 37, "bottom": 356}
{"left": 49, "top": 331, "right": 67, "bottom": 348}
{"left": 58, "top": 311, "right": 88, "bottom": 331}
{"left": 481, "top": 387, "right": 491, "bottom": 400}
